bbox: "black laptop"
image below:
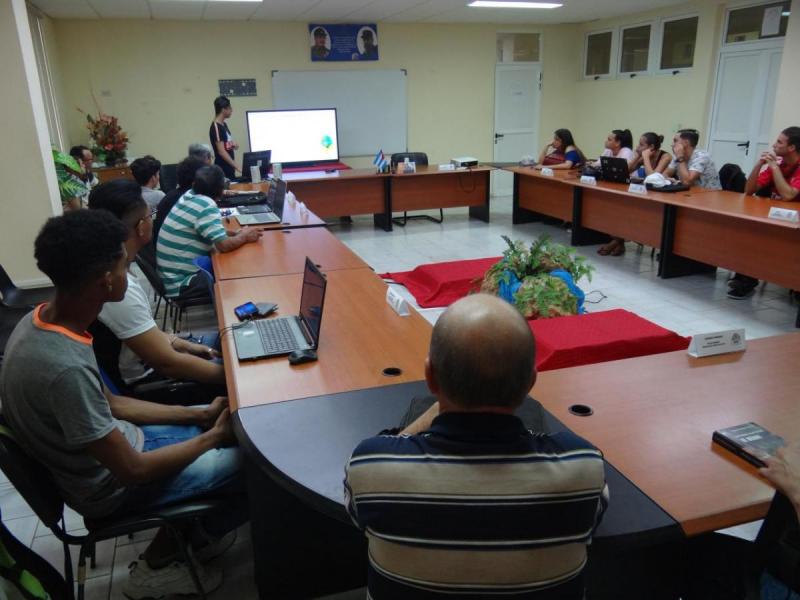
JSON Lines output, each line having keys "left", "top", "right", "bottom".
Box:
{"left": 232, "top": 150, "right": 271, "bottom": 183}
{"left": 232, "top": 257, "right": 327, "bottom": 361}
{"left": 236, "top": 179, "right": 286, "bottom": 225}
{"left": 600, "top": 156, "right": 630, "bottom": 184}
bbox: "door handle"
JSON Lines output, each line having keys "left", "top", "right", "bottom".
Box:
{"left": 494, "top": 133, "right": 505, "bottom": 139}
{"left": 736, "top": 140, "right": 750, "bottom": 155}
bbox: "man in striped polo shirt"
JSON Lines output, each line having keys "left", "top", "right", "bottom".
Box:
{"left": 157, "top": 165, "right": 260, "bottom": 298}
{"left": 345, "top": 294, "right": 608, "bottom": 599}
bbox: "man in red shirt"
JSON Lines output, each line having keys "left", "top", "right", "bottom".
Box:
{"left": 745, "top": 126, "right": 800, "bottom": 200}
{"left": 729, "top": 127, "right": 800, "bottom": 299}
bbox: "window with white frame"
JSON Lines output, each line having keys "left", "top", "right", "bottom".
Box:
{"left": 585, "top": 31, "right": 613, "bottom": 78}
{"left": 725, "top": 1, "right": 791, "bottom": 44}
{"left": 619, "top": 24, "right": 652, "bottom": 74}
{"left": 659, "top": 16, "right": 699, "bottom": 72}
{"left": 496, "top": 33, "right": 541, "bottom": 63}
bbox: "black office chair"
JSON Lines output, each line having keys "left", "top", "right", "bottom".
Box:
{"left": 719, "top": 163, "right": 746, "bottom": 193}
{"left": 0, "top": 418, "right": 220, "bottom": 600}
{"left": 390, "top": 152, "right": 443, "bottom": 226}
{"left": 135, "top": 245, "right": 211, "bottom": 332}
{"left": 0, "top": 264, "right": 54, "bottom": 309}
{"left": 159, "top": 164, "right": 179, "bottom": 194}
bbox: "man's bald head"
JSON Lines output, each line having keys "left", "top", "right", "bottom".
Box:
{"left": 428, "top": 294, "right": 536, "bottom": 410}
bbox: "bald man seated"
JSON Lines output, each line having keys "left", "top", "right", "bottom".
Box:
{"left": 344, "top": 294, "right": 608, "bottom": 599}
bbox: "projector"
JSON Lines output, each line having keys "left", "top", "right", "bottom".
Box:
{"left": 451, "top": 156, "right": 479, "bottom": 168}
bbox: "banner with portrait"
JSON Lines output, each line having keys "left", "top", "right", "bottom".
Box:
{"left": 309, "top": 24, "right": 379, "bottom": 62}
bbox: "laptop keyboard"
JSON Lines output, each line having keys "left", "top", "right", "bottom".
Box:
{"left": 256, "top": 318, "right": 300, "bottom": 353}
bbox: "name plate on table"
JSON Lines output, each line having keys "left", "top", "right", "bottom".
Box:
{"left": 687, "top": 329, "right": 746, "bottom": 358}
{"left": 438, "top": 163, "right": 455, "bottom": 171}
{"left": 580, "top": 175, "right": 597, "bottom": 185}
{"left": 540, "top": 167, "right": 555, "bottom": 177}
{"left": 386, "top": 287, "right": 410, "bottom": 317}
{"left": 628, "top": 183, "right": 647, "bottom": 194}
{"left": 768, "top": 207, "right": 800, "bottom": 223}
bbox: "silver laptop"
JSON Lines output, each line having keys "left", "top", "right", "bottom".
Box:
{"left": 232, "top": 257, "right": 327, "bottom": 361}
{"left": 236, "top": 179, "right": 286, "bottom": 225}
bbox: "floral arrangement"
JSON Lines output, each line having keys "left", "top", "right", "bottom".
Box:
{"left": 476, "top": 236, "right": 594, "bottom": 319}
{"left": 52, "top": 148, "right": 87, "bottom": 208}
{"left": 81, "top": 110, "right": 129, "bottom": 166}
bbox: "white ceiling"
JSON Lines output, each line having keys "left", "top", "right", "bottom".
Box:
{"left": 29, "top": 0, "right": 695, "bottom": 25}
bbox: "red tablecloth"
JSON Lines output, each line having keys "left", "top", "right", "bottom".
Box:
{"left": 530, "top": 309, "right": 690, "bottom": 372}
{"left": 380, "top": 257, "right": 501, "bottom": 308}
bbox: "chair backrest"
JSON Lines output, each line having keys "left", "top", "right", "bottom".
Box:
{"left": 159, "top": 163, "right": 179, "bottom": 193}
{"left": 0, "top": 420, "right": 64, "bottom": 531}
{"left": 391, "top": 152, "right": 429, "bottom": 167}
{"left": 0, "top": 265, "right": 17, "bottom": 302}
{"left": 87, "top": 321, "right": 129, "bottom": 396}
{"left": 135, "top": 244, "right": 168, "bottom": 298}
{"left": 719, "top": 163, "right": 746, "bottom": 193}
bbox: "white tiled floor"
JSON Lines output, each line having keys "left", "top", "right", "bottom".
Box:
{"left": 1, "top": 194, "right": 794, "bottom": 599}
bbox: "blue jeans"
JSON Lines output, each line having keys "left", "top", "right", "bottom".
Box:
{"left": 762, "top": 571, "right": 800, "bottom": 599}
{"left": 113, "top": 424, "right": 247, "bottom": 536}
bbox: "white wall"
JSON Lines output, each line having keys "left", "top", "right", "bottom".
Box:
{"left": 771, "top": 0, "right": 800, "bottom": 136}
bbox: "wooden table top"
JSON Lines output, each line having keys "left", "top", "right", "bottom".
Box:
{"left": 393, "top": 164, "right": 494, "bottom": 177}
{"left": 533, "top": 333, "right": 800, "bottom": 535}
{"left": 216, "top": 268, "right": 432, "bottom": 411}
{"left": 212, "top": 226, "right": 369, "bottom": 281}
{"left": 282, "top": 168, "right": 388, "bottom": 183}
{"left": 506, "top": 166, "right": 800, "bottom": 227}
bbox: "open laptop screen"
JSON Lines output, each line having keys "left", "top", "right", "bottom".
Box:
{"left": 299, "top": 258, "right": 327, "bottom": 348}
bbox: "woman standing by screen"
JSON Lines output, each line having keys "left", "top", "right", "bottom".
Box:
{"left": 210, "top": 96, "right": 239, "bottom": 178}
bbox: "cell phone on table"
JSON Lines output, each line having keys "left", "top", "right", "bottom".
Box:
{"left": 234, "top": 302, "right": 259, "bottom": 321}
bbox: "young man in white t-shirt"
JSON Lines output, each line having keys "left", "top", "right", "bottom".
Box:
{"left": 88, "top": 179, "right": 226, "bottom": 392}
{"left": 664, "top": 129, "right": 722, "bottom": 190}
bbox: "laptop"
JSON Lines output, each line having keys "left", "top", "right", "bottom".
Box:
{"left": 232, "top": 257, "right": 327, "bottom": 361}
{"left": 236, "top": 179, "right": 286, "bottom": 225}
{"left": 600, "top": 156, "right": 630, "bottom": 184}
{"left": 232, "top": 150, "right": 271, "bottom": 183}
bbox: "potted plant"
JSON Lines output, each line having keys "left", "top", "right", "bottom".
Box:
{"left": 79, "top": 110, "right": 129, "bottom": 166}
{"left": 476, "top": 235, "right": 594, "bottom": 319}
{"left": 52, "top": 148, "right": 88, "bottom": 211}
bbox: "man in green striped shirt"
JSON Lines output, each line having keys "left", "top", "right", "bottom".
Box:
{"left": 157, "top": 165, "right": 260, "bottom": 298}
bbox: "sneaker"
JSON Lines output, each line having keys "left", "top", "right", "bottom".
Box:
{"left": 122, "top": 559, "right": 222, "bottom": 599}
{"left": 194, "top": 530, "right": 237, "bottom": 564}
{"left": 727, "top": 285, "right": 756, "bottom": 299}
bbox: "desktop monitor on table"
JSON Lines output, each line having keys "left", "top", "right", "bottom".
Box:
{"left": 246, "top": 108, "right": 339, "bottom": 167}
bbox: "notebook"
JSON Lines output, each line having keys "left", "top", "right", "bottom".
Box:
{"left": 712, "top": 422, "right": 785, "bottom": 468}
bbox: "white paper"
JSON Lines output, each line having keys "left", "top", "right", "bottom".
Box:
{"left": 628, "top": 183, "right": 647, "bottom": 194}
{"left": 438, "top": 163, "right": 455, "bottom": 171}
{"left": 768, "top": 207, "right": 799, "bottom": 222}
{"left": 687, "top": 329, "right": 746, "bottom": 358}
{"left": 761, "top": 5, "right": 782, "bottom": 37}
{"left": 541, "top": 167, "right": 555, "bottom": 177}
{"left": 386, "top": 287, "right": 410, "bottom": 317}
{"left": 580, "top": 175, "right": 597, "bottom": 185}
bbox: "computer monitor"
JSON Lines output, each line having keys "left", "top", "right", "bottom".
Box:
{"left": 241, "top": 150, "right": 271, "bottom": 181}
{"left": 246, "top": 108, "right": 339, "bottom": 166}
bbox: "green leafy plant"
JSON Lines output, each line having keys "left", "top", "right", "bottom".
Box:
{"left": 476, "top": 235, "right": 594, "bottom": 319}
{"left": 52, "top": 149, "right": 88, "bottom": 207}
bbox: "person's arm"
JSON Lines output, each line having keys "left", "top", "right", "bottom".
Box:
{"left": 627, "top": 150, "right": 641, "bottom": 173}
{"left": 87, "top": 407, "right": 232, "bottom": 484}
{"left": 400, "top": 401, "right": 439, "bottom": 435}
{"left": 104, "top": 387, "right": 226, "bottom": 427}
{"left": 124, "top": 327, "right": 224, "bottom": 384}
{"left": 765, "top": 157, "right": 800, "bottom": 201}
{"left": 536, "top": 146, "right": 550, "bottom": 164}
{"left": 762, "top": 439, "right": 800, "bottom": 522}
{"left": 654, "top": 152, "right": 672, "bottom": 174}
{"left": 215, "top": 228, "right": 261, "bottom": 253}
{"left": 745, "top": 153, "right": 770, "bottom": 196}
{"left": 212, "top": 123, "right": 239, "bottom": 174}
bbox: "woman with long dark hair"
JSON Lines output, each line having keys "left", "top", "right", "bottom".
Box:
{"left": 630, "top": 132, "right": 671, "bottom": 176}
{"left": 535, "top": 129, "right": 586, "bottom": 170}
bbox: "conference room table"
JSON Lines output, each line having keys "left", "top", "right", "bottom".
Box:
{"left": 507, "top": 166, "right": 800, "bottom": 325}
{"left": 225, "top": 182, "right": 327, "bottom": 230}
{"left": 282, "top": 164, "right": 493, "bottom": 231}
{"left": 211, "top": 226, "right": 368, "bottom": 281}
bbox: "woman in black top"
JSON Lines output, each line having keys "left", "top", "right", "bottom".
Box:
{"left": 210, "top": 96, "right": 239, "bottom": 178}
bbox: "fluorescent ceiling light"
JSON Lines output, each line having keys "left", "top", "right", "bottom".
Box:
{"left": 468, "top": 1, "right": 562, "bottom": 8}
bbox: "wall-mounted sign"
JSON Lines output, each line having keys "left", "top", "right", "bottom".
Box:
{"left": 218, "top": 79, "right": 257, "bottom": 97}
{"left": 309, "top": 24, "right": 379, "bottom": 62}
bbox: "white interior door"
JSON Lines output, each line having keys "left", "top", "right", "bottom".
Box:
{"left": 493, "top": 64, "right": 540, "bottom": 197}
{"left": 708, "top": 47, "right": 783, "bottom": 173}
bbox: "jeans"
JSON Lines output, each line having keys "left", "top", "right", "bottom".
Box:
{"left": 762, "top": 571, "right": 800, "bottom": 600}
{"left": 112, "top": 423, "right": 248, "bottom": 537}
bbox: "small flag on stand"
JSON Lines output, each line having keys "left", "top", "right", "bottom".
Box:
{"left": 373, "top": 149, "right": 388, "bottom": 172}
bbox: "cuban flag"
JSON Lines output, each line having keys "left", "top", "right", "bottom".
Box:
{"left": 373, "top": 149, "right": 388, "bottom": 171}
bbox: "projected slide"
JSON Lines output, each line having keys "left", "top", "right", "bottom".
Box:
{"left": 247, "top": 109, "right": 339, "bottom": 164}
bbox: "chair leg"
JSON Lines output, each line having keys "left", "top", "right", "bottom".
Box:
{"left": 77, "top": 544, "right": 88, "bottom": 600}
{"left": 169, "top": 525, "right": 207, "bottom": 599}
{"left": 62, "top": 540, "right": 76, "bottom": 600}
{"left": 90, "top": 542, "right": 96, "bottom": 569}
{"left": 392, "top": 209, "right": 443, "bottom": 226}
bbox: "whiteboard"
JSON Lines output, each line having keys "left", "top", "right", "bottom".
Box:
{"left": 272, "top": 70, "right": 407, "bottom": 157}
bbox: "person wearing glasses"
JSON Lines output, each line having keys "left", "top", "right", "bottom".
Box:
{"left": 88, "top": 180, "right": 226, "bottom": 394}
{"left": 664, "top": 129, "right": 721, "bottom": 190}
